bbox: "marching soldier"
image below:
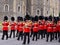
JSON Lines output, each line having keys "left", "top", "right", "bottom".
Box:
{"left": 38, "top": 21, "right": 44, "bottom": 39}
{"left": 57, "top": 18, "right": 60, "bottom": 42}
{"left": 53, "top": 23, "right": 57, "bottom": 40}
{"left": 9, "top": 17, "right": 16, "bottom": 38}
{"left": 43, "top": 17, "right": 48, "bottom": 38}
{"left": 17, "top": 17, "right": 24, "bottom": 41}
{"left": 2, "top": 16, "right": 9, "bottom": 40}
{"left": 16, "top": 17, "right": 20, "bottom": 37}
{"left": 32, "top": 22, "right": 38, "bottom": 41}
{"left": 32, "top": 16, "right": 39, "bottom": 41}
{"left": 38, "top": 16, "right": 44, "bottom": 39}
{"left": 30, "top": 17, "right": 34, "bottom": 37}
{"left": 23, "top": 14, "right": 31, "bottom": 44}
{"left": 46, "top": 16, "right": 53, "bottom": 42}
{"left": 23, "top": 20, "right": 30, "bottom": 44}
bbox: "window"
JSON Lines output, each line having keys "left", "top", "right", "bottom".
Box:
{"left": 47, "top": 0, "right": 48, "bottom": 1}
{"left": 4, "top": 4, "right": 9, "bottom": 12}
{"left": 37, "top": 10, "right": 39, "bottom": 15}
{"left": 18, "top": 6, "right": 20, "bottom": 12}
{"left": 37, "top": 10, "right": 40, "bottom": 15}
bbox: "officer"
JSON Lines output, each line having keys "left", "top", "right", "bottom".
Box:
{"left": 2, "top": 16, "right": 9, "bottom": 40}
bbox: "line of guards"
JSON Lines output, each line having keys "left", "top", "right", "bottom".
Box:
{"left": 1, "top": 16, "right": 60, "bottom": 44}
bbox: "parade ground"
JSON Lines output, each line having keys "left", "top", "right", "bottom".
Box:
{"left": 0, "top": 32, "right": 60, "bottom": 45}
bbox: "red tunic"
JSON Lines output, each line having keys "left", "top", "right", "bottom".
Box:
{"left": 41, "top": 20, "right": 45, "bottom": 25}
{"left": 17, "top": 22, "right": 24, "bottom": 32}
{"left": 47, "top": 26, "right": 52, "bottom": 32}
{"left": 38, "top": 24, "right": 44, "bottom": 30}
{"left": 16, "top": 24, "right": 19, "bottom": 31}
{"left": 47, "top": 23, "right": 53, "bottom": 32}
{"left": 24, "top": 27, "right": 30, "bottom": 33}
{"left": 2, "top": 22, "right": 9, "bottom": 31}
{"left": 33, "top": 26, "right": 38, "bottom": 32}
{"left": 57, "top": 22, "right": 60, "bottom": 32}
{"left": 53, "top": 26, "right": 57, "bottom": 32}
{"left": 44, "top": 24, "right": 47, "bottom": 30}
{"left": 10, "top": 22, "right": 16, "bottom": 30}
{"left": 33, "top": 23, "right": 38, "bottom": 27}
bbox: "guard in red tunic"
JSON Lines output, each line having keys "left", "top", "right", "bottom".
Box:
{"left": 41, "top": 19, "right": 45, "bottom": 38}
{"left": 57, "top": 19, "right": 60, "bottom": 38}
{"left": 16, "top": 16, "right": 21, "bottom": 37}
{"left": 53, "top": 23, "right": 57, "bottom": 40}
{"left": 43, "top": 21, "right": 47, "bottom": 38}
{"left": 23, "top": 20, "right": 30, "bottom": 44}
{"left": 43, "top": 17, "right": 48, "bottom": 38}
{"left": 28, "top": 20, "right": 33, "bottom": 37}
{"left": 9, "top": 17, "right": 16, "bottom": 38}
{"left": 17, "top": 17, "right": 24, "bottom": 40}
{"left": 23, "top": 14, "right": 31, "bottom": 44}
{"left": 38, "top": 22, "right": 44, "bottom": 39}
{"left": 57, "top": 19, "right": 60, "bottom": 42}
{"left": 38, "top": 16, "right": 45, "bottom": 39}
{"left": 46, "top": 16, "right": 53, "bottom": 42}
{"left": 32, "top": 16, "right": 39, "bottom": 41}
{"left": 16, "top": 16, "right": 20, "bottom": 37}
{"left": 32, "top": 21, "right": 38, "bottom": 41}
{"left": 2, "top": 16, "right": 9, "bottom": 40}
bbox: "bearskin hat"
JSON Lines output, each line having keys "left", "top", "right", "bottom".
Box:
{"left": 34, "top": 16, "right": 38, "bottom": 21}
{"left": 11, "top": 17, "right": 15, "bottom": 21}
{"left": 39, "top": 16, "right": 44, "bottom": 20}
{"left": 48, "top": 16, "right": 52, "bottom": 21}
{"left": 44, "top": 17, "right": 48, "bottom": 21}
{"left": 4, "top": 16, "right": 8, "bottom": 21}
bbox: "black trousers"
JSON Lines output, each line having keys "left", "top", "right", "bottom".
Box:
{"left": 58, "top": 32, "right": 60, "bottom": 42}
{"left": 16, "top": 30, "right": 19, "bottom": 37}
{"left": 23, "top": 32, "right": 30, "bottom": 44}
{"left": 58, "top": 31, "right": 60, "bottom": 38}
{"left": 9, "top": 30, "right": 15, "bottom": 38}
{"left": 40, "top": 30, "right": 44, "bottom": 39}
{"left": 32, "top": 32, "right": 38, "bottom": 41}
{"left": 17, "top": 31, "right": 23, "bottom": 40}
{"left": 46, "top": 32, "right": 53, "bottom": 42}
{"left": 2, "top": 30, "right": 8, "bottom": 40}
{"left": 38, "top": 30, "right": 41, "bottom": 39}
{"left": 30, "top": 29, "right": 33, "bottom": 37}
{"left": 43, "top": 30, "right": 47, "bottom": 38}
{"left": 53, "top": 32, "right": 57, "bottom": 40}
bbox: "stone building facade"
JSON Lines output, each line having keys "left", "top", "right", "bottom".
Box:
{"left": 31, "top": 0, "right": 59, "bottom": 17}
{"left": 0, "top": 0, "right": 59, "bottom": 21}
{"left": 0, "top": 0, "right": 14, "bottom": 21}
{"left": 59, "top": 0, "right": 60, "bottom": 13}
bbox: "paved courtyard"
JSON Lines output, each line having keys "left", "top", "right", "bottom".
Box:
{"left": 0, "top": 32, "right": 60, "bottom": 45}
